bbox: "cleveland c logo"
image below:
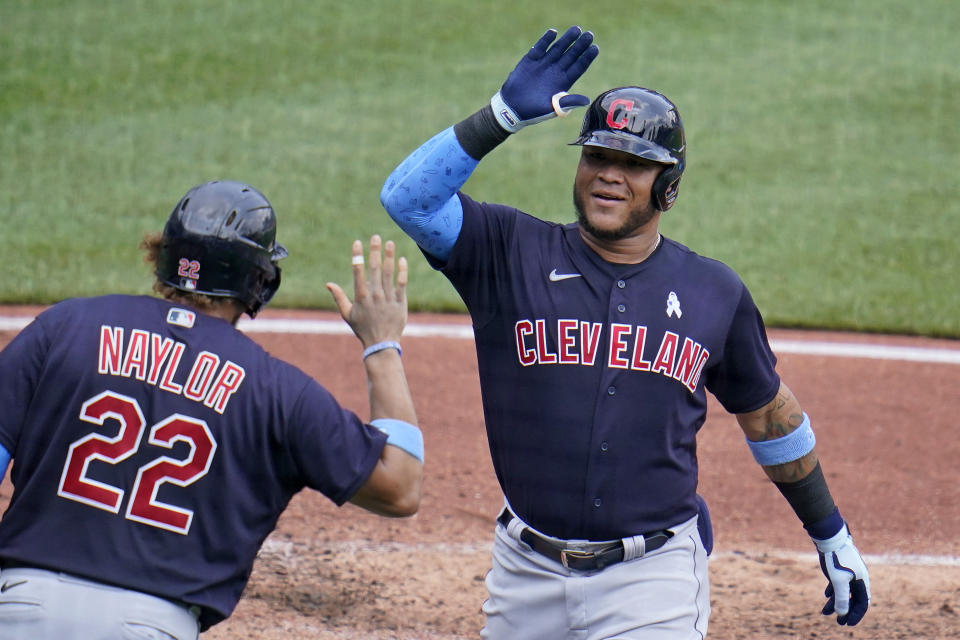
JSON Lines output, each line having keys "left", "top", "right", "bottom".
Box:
{"left": 606, "top": 99, "right": 635, "bottom": 129}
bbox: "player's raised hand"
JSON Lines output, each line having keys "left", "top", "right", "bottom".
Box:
{"left": 491, "top": 26, "right": 599, "bottom": 133}
{"left": 327, "top": 234, "right": 408, "bottom": 349}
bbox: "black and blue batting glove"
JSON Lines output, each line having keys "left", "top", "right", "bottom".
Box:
{"left": 491, "top": 26, "right": 599, "bottom": 133}
{"left": 811, "top": 523, "right": 871, "bottom": 626}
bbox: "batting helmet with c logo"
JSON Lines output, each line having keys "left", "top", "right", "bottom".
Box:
{"left": 571, "top": 87, "right": 686, "bottom": 211}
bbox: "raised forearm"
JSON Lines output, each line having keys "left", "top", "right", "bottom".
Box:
{"left": 365, "top": 348, "right": 417, "bottom": 426}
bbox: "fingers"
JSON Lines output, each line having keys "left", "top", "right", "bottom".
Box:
{"left": 344, "top": 235, "right": 405, "bottom": 304}
{"left": 534, "top": 26, "right": 599, "bottom": 85}
{"left": 831, "top": 581, "right": 851, "bottom": 619}
{"left": 382, "top": 240, "right": 407, "bottom": 304}
{"left": 839, "top": 580, "right": 869, "bottom": 626}
{"left": 543, "top": 26, "right": 583, "bottom": 63}
{"left": 828, "top": 556, "right": 853, "bottom": 618}
{"left": 382, "top": 239, "right": 396, "bottom": 293}
{"left": 557, "top": 94, "right": 590, "bottom": 111}
{"left": 565, "top": 41, "right": 600, "bottom": 81}
{"left": 349, "top": 239, "right": 369, "bottom": 302}
{"left": 396, "top": 256, "right": 408, "bottom": 303}
{"left": 367, "top": 234, "right": 384, "bottom": 297}
{"left": 558, "top": 29, "right": 594, "bottom": 67}
{"left": 325, "top": 282, "right": 352, "bottom": 320}
{"left": 528, "top": 28, "right": 558, "bottom": 59}
{"left": 823, "top": 577, "right": 868, "bottom": 626}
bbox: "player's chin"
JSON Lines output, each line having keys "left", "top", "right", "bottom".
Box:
{"left": 574, "top": 191, "right": 635, "bottom": 237}
{"left": 577, "top": 212, "right": 629, "bottom": 241}
{"left": 583, "top": 206, "right": 629, "bottom": 231}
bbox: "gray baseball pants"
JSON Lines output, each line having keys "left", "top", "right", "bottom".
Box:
{"left": 0, "top": 566, "right": 200, "bottom": 640}
{"left": 481, "top": 514, "right": 710, "bottom": 639}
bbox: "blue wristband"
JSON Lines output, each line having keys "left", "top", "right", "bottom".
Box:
{"left": 362, "top": 341, "right": 402, "bottom": 360}
{"left": 746, "top": 412, "right": 816, "bottom": 465}
{"left": 370, "top": 419, "right": 424, "bottom": 463}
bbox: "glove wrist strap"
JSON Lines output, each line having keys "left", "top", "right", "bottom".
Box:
{"left": 489, "top": 91, "right": 524, "bottom": 133}
{"left": 806, "top": 507, "right": 845, "bottom": 542}
{"left": 812, "top": 519, "right": 848, "bottom": 551}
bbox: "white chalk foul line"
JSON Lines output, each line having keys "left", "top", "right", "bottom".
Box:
{"left": 770, "top": 339, "right": 960, "bottom": 365}
{"left": 258, "top": 538, "right": 960, "bottom": 567}
{"left": 1, "top": 315, "right": 958, "bottom": 364}
{"left": 715, "top": 550, "right": 960, "bottom": 567}
{"left": 237, "top": 320, "right": 960, "bottom": 364}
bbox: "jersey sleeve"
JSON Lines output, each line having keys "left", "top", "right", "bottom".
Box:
{"left": 704, "top": 284, "right": 781, "bottom": 414}
{"left": 427, "top": 192, "right": 532, "bottom": 327}
{"left": 0, "top": 311, "right": 55, "bottom": 453}
{"left": 284, "top": 378, "right": 388, "bottom": 505}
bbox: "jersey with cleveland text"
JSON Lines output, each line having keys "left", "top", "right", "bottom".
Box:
{"left": 427, "top": 193, "right": 780, "bottom": 541}
{"left": 0, "top": 295, "right": 386, "bottom": 630}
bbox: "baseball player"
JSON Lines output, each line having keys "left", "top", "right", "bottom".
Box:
{"left": 380, "top": 26, "right": 870, "bottom": 638}
{"left": 0, "top": 180, "right": 424, "bottom": 638}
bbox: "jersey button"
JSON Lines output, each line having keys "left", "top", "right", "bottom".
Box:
{"left": 617, "top": 280, "right": 626, "bottom": 289}
{"left": 600, "top": 441, "right": 609, "bottom": 452}
{"left": 607, "top": 386, "right": 616, "bottom": 395}
{"left": 593, "top": 498, "right": 602, "bottom": 508}
{"left": 617, "top": 304, "right": 626, "bottom": 313}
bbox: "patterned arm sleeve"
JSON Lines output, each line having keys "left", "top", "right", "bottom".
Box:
{"left": 379, "top": 127, "right": 478, "bottom": 261}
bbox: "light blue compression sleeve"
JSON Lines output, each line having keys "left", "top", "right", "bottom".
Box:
{"left": 379, "top": 127, "right": 478, "bottom": 261}
{"left": 0, "top": 444, "right": 10, "bottom": 480}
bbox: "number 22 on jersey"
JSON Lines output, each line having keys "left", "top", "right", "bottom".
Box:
{"left": 57, "top": 390, "right": 218, "bottom": 535}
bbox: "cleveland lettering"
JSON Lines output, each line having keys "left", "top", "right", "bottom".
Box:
{"left": 514, "top": 318, "right": 710, "bottom": 393}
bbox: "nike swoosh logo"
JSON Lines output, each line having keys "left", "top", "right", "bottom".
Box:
{"left": 549, "top": 269, "right": 582, "bottom": 282}
{"left": 0, "top": 580, "right": 26, "bottom": 593}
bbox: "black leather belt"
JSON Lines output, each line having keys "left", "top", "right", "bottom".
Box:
{"left": 497, "top": 509, "right": 673, "bottom": 572}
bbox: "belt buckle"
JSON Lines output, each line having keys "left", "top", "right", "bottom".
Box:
{"left": 560, "top": 548, "right": 596, "bottom": 569}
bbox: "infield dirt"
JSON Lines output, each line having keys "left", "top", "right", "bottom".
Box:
{"left": 2, "top": 309, "right": 957, "bottom": 639}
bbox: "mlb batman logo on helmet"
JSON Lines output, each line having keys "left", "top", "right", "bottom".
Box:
{"left": 571, "top": 87, "right": 686, "bottom": 211}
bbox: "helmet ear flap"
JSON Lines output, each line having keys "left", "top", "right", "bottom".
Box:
{"left": 652, "top": 165, "right": 682, "bottom": 211}
{"left": 246, "top": 263, "right": 282, "bottom": 318}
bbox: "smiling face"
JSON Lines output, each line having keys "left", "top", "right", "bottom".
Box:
{"left": 572, "top": 146, "right": 665, "bottom": 242}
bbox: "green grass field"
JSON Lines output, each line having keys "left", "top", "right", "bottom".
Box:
{"left": 2, "top": 0, "right": 957, "bottom": 337}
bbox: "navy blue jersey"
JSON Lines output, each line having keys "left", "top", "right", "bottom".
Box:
{"left": 428, "top": 193, "right": 780, "bottom": 541}
{"left": 0, "top": 295, "right": 387, "bottom": 630}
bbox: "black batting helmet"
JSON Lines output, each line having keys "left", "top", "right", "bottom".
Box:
{"left": 571, "top": 86, "right": 686, "bottom": 211}
{"left": 157, "top": 180, "right": 288, "bottom": 318}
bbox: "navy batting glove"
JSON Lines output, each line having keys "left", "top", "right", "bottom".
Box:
{"left": 812, "top": 523, "right": 871, "bottom": 626}
{"left": 491, "top": 26, "right": 599, "bottom": 132}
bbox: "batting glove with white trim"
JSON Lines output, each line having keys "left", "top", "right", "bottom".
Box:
{"left": 491, "top": 26, "right": 599, "bottom": 133}
{"left": 812, "top": 523, "right": 870, "bottom": 625}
